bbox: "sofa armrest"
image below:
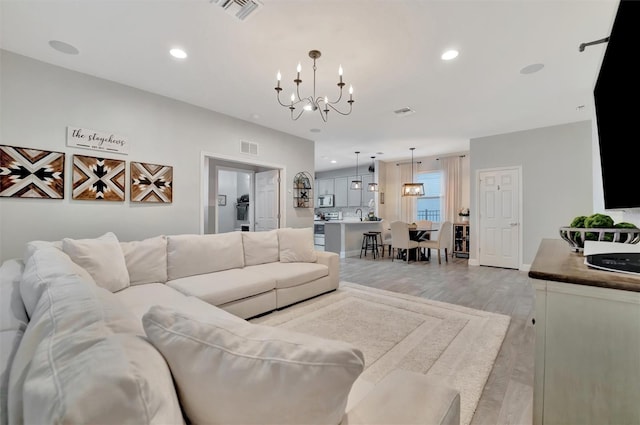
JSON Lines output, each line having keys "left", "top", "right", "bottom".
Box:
{"left": 315, "top": 251, "right": 339, "bottom": 290}
{"left": 341, "top": 370, "right": 460, "bottom": 425}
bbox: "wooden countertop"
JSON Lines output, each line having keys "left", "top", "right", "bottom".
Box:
{"left": 529, "top": 239, "right": 640, "bottom": 292}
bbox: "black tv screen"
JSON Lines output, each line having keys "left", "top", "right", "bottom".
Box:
{"left": 594, "top": 0, "right": 640, "bottom": 209}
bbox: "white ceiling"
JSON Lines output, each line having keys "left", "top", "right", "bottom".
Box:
{"left": 0, "top": 0, "right": 619, "bottom": 171}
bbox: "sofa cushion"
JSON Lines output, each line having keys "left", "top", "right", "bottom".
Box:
{"left": 1, "top": 259, "right": 27, "bottom": 425}
{"left": 143, "top": 306, "right": 364, "bottom": 425}
{"left": 20, "top": 247, "right": 95, "bottom": 318}
{"left": 167, "top": 268, "right": 275, "bottom": 306}
{"left": 245, "top": 262, "right": 329, "bottom": 289}
{"left": 242, "top": 229, "right": 279, "bottom": 266}
{"left": 9, "top": 249, "right": 183, "bottom": 425}
{"left": 62, "top": 232, "right": 130, "bottom": 293}
{"left": 167, "top": 232, "right": 244, "bottom": 280}
{"left": 278, "top": 227, "right": 317, "bottom": 263}
{"left": 113, "top": 282, "right": 246, "bottom": 325}
{"left": 120, "top": 235, "right": 168, "bottom": 285}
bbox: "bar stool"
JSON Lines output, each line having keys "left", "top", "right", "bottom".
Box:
{"left": 360, "top": 232, "right": 380, "bottom": 259}
{"left": 369, "top": 231, "right": 384, "bottom": 257}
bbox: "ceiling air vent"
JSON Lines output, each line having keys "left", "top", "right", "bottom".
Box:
{"left": 241, "top": 140, "right": 258, "bottom": 155}
{"left": 210, "top": 0, "right": 263, "bottom": 21}
{"left": 393, "top": 107, "right": 416, "bottom": 117}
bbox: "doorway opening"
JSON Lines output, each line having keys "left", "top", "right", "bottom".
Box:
{"left": 200, "top": 152, "right": 285, "bottom": 235}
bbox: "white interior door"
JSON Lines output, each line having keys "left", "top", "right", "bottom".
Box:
{"left": 255, "top": 169, "right": 279, "bottom": 231}
{"left": 479, "top": 168, "right": 520, "bottom": 269}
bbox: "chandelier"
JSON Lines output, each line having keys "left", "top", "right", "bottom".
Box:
{"left": 275, "top": 50, "right": 354, "bottom": 122}
{"left": 401, "top": 148, "right": 425, "bottom": 196}
{"left": 350, "top": 151, "right": 362, "bottom": 189}
{"left": 367, "top": 156, "right": 378, "bottom": 192}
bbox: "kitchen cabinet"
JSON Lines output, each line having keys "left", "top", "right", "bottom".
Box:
{"left": 334, "top": 176, "right": 348, "bottom": 207}
{"left": 316, "top": 178, "right": 334, "bottom": 196}
{"left": 529, "top": 239, "right": 640, "bottom": 425}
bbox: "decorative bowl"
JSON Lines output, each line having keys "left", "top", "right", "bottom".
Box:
{"left": 558, "top": 227, "right": 640, "bottom": 252}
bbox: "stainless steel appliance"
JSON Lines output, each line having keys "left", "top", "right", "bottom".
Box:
{"left": 313, "top": 222, "right": 325, "bottom": 247}
{"left": 318, "top": 194, "right": 334, "bottom": 208}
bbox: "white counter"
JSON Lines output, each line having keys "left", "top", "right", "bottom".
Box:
{"left": 324, "top": 220, "right": 384, "bottom": 258}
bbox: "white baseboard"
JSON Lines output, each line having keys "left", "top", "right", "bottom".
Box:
{"left": 519, "top": 263, "right": 531, "bottom": 272}
{"left": 468, "top": 259, "right": 480, "bottom": 266}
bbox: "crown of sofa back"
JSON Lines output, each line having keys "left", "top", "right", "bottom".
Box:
{"left": 20, "top": 228, "right": 318, "bottom": 289}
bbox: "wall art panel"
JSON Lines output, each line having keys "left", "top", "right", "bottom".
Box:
{"left": 72, "top": 154, "right": 125, "bottom": 201}
{"left": 0, "top": 145, "right": 65, "bottom": 199}
{"left": 130, "top": 162, "right": 173, "bottom": 203}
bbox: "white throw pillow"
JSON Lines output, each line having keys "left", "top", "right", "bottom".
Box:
{"left": 242, "top": 229, "right": 279, "bottom": 266}
{"left": 278, "top": 227, "right": 317, "bottom": 263}
{"left": 143, "top": 306, "right": 364, "bottom": 425}
{"left": 120, "top": 235, "right": 168, "bottom": 285}
{"left": 62, "top": 232, "right": 130, "bottom": 293}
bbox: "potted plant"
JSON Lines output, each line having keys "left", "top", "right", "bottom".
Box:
{"left": 458, "top": 208, "right": 470, "bottom": 222}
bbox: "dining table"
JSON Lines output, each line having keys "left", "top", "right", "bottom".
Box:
{"left": 409, "top": 227, "right": 438, "bottom": 261}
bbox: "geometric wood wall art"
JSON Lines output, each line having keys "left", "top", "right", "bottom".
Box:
{"left": 0, "top": 145, "right": 65, "bottom": 199}
{"left": 72, "top": 154, "right": 125, "bottom": 201}
{"left": 130, "top": 162, "right": 173, "bottom": 203}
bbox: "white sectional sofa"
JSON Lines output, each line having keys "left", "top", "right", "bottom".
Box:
{"left": 0, "top": 228, "right": 461, "bottom": 425}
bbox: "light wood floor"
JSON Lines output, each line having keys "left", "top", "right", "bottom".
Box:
{"left": 340, "top": 251, "right": 535, "bottom": 425}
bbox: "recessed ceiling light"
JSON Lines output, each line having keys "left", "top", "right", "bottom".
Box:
{"left": 441, "top": 50, "right": 459, "bottom": 61}
{"left": 169, "top": 48, "right": 187, "bottom": 59}
{"left": 520, "top": 63, "right": 544, "bottom": 74}
{"left": 310, "top": 128, "right": 321, "bottom": 133}
{"left": 48, "top": 40, "right": 79, "bottom": 55}
{"left": 330, "top": 160, "right": 337, "bottom": 164}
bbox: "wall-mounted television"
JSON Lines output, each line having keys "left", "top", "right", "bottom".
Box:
{"left": 594, "top": 0, "right": 640, "bottom": 210}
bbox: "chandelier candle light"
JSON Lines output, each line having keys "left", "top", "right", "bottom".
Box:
{"left": 275, "top": 50, "right": 354, "bottom": 122}
{"left": 402, "top": 147, "right": 425, "bottom": 196}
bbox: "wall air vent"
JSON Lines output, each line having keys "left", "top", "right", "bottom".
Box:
{"left": 393, "top": 107, "right": 416, "bottom": 117}
{"left": 241, "top": 140, "right": 258, "bottom": 155}
{"left": 210, "top": 0, "right": 263, "bottom": 21}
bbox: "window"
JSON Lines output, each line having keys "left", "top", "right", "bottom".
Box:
{"left": 416, "top": 171, "right": 442, "bottom": 222}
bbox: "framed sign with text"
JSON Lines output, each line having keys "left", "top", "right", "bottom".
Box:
{"left": 66, "top": 126, "right": 129, "bottom": 155}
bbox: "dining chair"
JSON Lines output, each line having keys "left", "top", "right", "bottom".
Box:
{"left": 419, "top": 221, "right": 453, "bottom": 264}
{"left": 381, "top": 228, "right": 392, "bottom": 257}
{"left": 390, "top": 221, "right": 419, "bottom": 264}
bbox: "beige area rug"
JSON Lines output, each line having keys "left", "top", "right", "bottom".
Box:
{"left": 252, "top": 282, "right": 510, "bottom": 425}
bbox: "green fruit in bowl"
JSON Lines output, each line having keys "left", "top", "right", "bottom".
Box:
{"left": 568, "top": 215, "right": 588, "bottom": 245}
{"left": 584, "top": 213, "right": 614, "bottom": 241}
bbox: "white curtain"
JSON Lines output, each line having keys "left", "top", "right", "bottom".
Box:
{"left": 440, "top": 156, "right": 462, "bottom": 223}
{"left": 398, "top": 163, "right": 417, "bottom": 222}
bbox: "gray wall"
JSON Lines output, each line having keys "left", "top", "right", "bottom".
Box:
{"left": 470, "top": 121, "right": 593, "bottom": 266}
{"left": 0, "top": 51, "right": 314, "bottom": 260}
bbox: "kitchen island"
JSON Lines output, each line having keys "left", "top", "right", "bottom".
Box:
{"left": 324, "top": 220, "right": 384, "bottom": 258}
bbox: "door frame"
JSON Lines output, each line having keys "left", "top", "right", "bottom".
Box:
{"left": 214, "top": 166, "right": 255, "bottom": 234}
{"left": 200, "top": 151, "right": 286, "bottom": 235}
{"left": 472, "top": 165, "right": 524, "bottom": 270}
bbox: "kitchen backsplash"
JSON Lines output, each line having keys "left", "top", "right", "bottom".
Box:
{"left": 314, "top": 207, "right": 377, "bottom": 220}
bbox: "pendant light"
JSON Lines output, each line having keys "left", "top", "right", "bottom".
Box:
{"left": 367, "top": 156, "right": 378, "bottom": 192}
{"left": 350, "top": 151, "right": 362, "bottom": 189}
{"left": 401, "top": 148, "right": 425, "bottom": 196}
